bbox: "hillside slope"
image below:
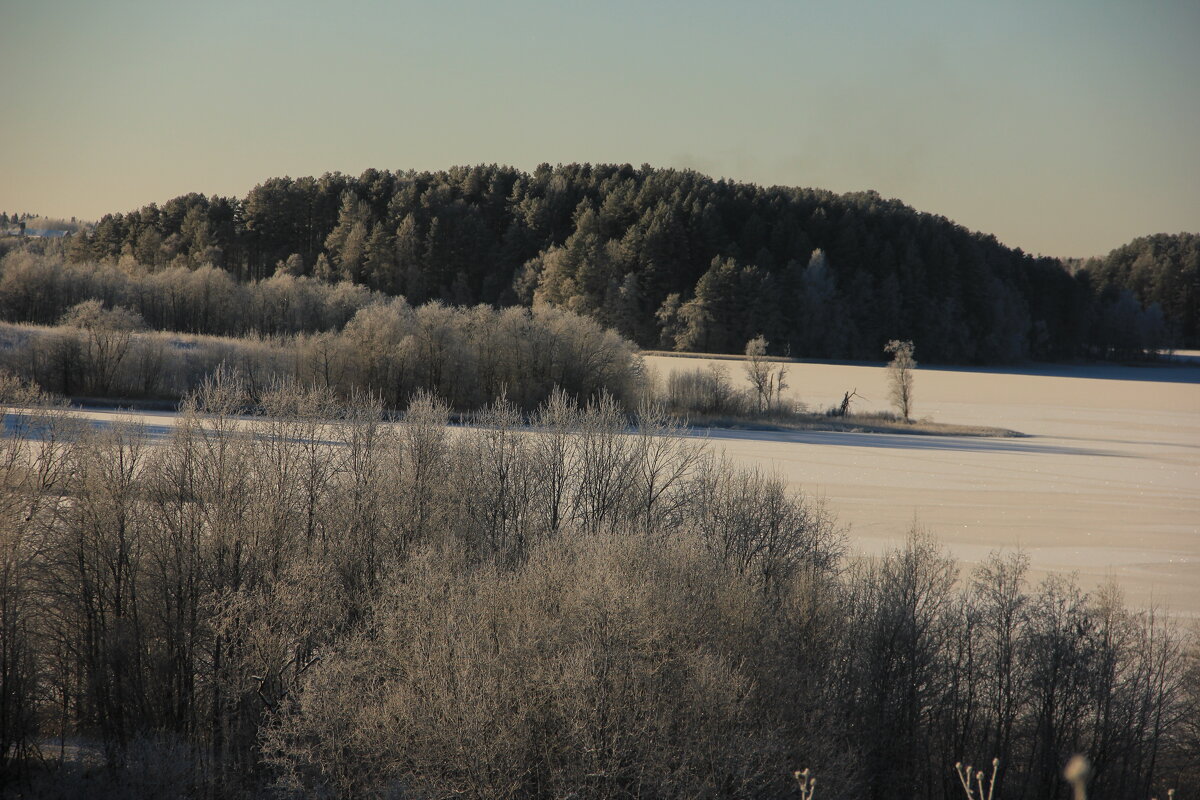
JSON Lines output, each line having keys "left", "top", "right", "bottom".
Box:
{"left": 66, "top": 164, "right": 1176, "bottom": 362}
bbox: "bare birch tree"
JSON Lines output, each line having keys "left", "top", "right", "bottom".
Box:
{"left": 885, "top": 339, "right": 916, "bottom": 422}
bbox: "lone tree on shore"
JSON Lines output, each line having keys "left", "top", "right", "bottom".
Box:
{"left": 744, "top": 335, "right": 788, "bottom": 413}
{"left": 885, "top": 339, "right": 916, "bottom": 421}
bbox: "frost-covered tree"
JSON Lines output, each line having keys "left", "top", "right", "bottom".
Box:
{"left": 885, "top": 339, "right": 916, "bottom": 421}
{"left": 743, "top": 335, "right": 787, "bottom": 414}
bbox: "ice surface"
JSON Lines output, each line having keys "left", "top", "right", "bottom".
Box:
{"left": 646, "top": 355, "right": 1200, "bottom": 615}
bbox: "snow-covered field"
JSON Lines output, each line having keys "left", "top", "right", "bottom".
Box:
{"left": 646, "top": 354, "right": 1200, "bottom": 616}
{"left": 23, "top": 353, "right": 1200, "bottom": 615}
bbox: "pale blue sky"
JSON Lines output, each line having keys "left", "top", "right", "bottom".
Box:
{"left": 2, "top": 0, "right": 1197, "bottom": 257}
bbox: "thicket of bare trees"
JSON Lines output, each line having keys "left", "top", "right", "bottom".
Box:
{"left": 658, "top": 359, "right": 803, "bottom": 423}
{"left": 0, "top": 300, "right": 643, "bottom": 414}
{"left": 0, "top": 252, "right": 377, "bottom": 337}
{"left": 0, "top": 376, "right": 1195, "bottom": 799}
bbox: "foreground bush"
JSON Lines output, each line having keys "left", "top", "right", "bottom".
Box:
{"left": 265, "top": 533, "right": 849, "bottom": 799}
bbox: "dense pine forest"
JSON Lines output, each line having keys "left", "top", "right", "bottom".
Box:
{"left": 1072, "top": 232, "right": 1200, "bottom": 348}
{"left": 16, "top": 164, "right": 1188, "bottom": 362}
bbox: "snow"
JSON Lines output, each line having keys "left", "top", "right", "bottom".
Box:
{"left": 646, "top": 355, "right": 1200, "bottom": 616}
{"left": 18, "top": 354, "right": 1200, "bottom": 615}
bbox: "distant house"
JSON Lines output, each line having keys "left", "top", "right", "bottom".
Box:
{"left": 22, "top": 229, "right": 70, "bottom": 238}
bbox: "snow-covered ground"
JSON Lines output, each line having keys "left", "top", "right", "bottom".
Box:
{"left": 19, "top": 354, "right": 1200, "bottom": 615}
{"left": 646, "top": 354, "right": 1200, "bottom": 616}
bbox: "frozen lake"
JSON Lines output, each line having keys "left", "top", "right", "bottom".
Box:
{"left": 646, "top": 354, "right": 1200, "bottom": 616}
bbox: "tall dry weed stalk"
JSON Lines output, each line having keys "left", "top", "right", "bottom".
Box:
{"left": 793, "top": 767, "right": 816, "bottom": 799}
{"left": 955, "top": 758, "right": 999, "bottom": 800}
{"left": 1063, "top": 755, "right": 1090, "bottom": 800}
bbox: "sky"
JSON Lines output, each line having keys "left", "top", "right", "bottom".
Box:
{"left": 1, "top": 0, "right": 1197, "bottom": 258}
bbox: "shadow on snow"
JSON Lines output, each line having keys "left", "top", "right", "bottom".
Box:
{"left": 692, "top": 427, "right": 1121, "bottom": 457}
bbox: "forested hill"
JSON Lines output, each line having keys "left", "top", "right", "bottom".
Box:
{"left": 65, "top": 164, "right": 1172, "bottom": 362}
{"left": 1075, "top": 232, "right": 1200, "bottom": 348}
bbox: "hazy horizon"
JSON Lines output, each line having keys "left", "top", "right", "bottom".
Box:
{"left": 2, "top": 0, "right": 1198, "bottom": 259}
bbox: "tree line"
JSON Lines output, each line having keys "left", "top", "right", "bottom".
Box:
{"left": 48, "top": 164, "right": 1188, "bottom": 363}
{"left": 1073, "top": 232, "right": 1200, "bottom": 349}
{"left": 0, "top": 251, "right": 380, "bottom": 337}
{"left": 1, "top": 377, "right": 1196, "bottom": 799}
{"left": 0, "top": 299, "right": 642, "bottom": 414}
{"left": 0, "top": 214, "right": 86, "bottom": 235}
